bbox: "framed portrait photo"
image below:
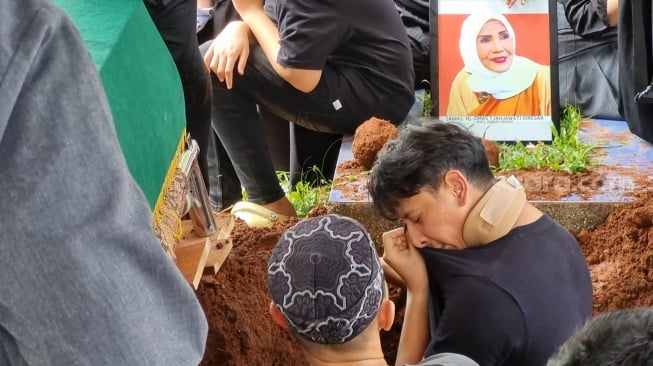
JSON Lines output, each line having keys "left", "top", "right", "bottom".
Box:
{"left": 435, "top": 0, "right": 559, "bottom": 142}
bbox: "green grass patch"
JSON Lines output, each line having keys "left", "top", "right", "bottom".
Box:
{"left": 277, "top": 166, "right": 331, "bottom": 217}
{"left": 418, "top": 80, "right": 432, "bottom": 117}
{"left": 497, "top": 105, "right": 597, "bottom": 174}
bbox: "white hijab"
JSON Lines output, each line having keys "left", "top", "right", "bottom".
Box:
{"left": 459, "top": 12, "right": 539, "bottom": 100}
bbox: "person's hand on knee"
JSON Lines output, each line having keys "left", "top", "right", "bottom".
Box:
{"left": 204, "top": 21, "right": 250, "bottom": 89}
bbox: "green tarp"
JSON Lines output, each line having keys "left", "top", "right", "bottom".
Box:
{"left": 52, "top": 0, "right": 186, "bottom": 208}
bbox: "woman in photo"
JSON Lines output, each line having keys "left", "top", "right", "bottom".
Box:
{"left": 447, "top": 12, "right": 551, "bottom": 116}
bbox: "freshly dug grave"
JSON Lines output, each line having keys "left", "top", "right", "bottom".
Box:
{"left": 197, "top": 215, "right": 304, "bottom": 366}
{"left": 198, "top": 194, "right": 653, "bottom": 364}
{"left": 196, "top": 207, "right": 404, "bottom": 365}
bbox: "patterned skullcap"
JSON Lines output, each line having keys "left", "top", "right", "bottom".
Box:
{"left": 267, "top": 214, "right": 384, "bottom": 344}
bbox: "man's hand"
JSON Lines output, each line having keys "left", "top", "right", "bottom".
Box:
{"left": 505, "top": 0, "right": 526, "bottom": 8}
{"left": 384, "top": 228, "right": 430, "bottom": 366}
{"left": 204, "top": 21, "right": 250, "bottom": 89}
{"left": 382, "top": 227, "right": 428, "bottom": 292}
{"left": 233, "top": 0, "right": 264, "bottom": 21}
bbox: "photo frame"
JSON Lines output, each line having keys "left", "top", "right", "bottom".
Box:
{"left": 430, "top": 0, "right": 559, "bottom": 142}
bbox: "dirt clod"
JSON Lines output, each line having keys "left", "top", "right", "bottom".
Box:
{"left": 352, "top": 117, "right": 398, "bottom": 169}
{"left": 482, "top": 138, "right": 500, "bottom": 168}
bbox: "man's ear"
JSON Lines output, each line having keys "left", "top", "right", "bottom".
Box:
{"left": 443, "top": 169, "right": 469, "bottom": 206}
{"left": 377, "top": 299, "right": 396, "bottom": 331}
{"left": 269, "top": 301, "right": 289, "bottom": 329}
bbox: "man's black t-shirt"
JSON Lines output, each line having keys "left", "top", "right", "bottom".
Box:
{"left": 271, "top": 0, "right": 415, "bottom": 128}
{"left": 420, "top": 215, "right": 593, "bottom": 366}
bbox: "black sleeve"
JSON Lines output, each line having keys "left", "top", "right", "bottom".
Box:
{"left": 276, "top": 0, "right": 348, "bottom": 70}
{"left": 428, "top": 277, "right": 527, "bottom": 366}
{"left": 561, "top": 0, "right": 612, "bottom": 37}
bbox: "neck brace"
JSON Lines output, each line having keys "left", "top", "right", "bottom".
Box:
{"left": 462, "top": 176, "right": 526, "bottom": 247}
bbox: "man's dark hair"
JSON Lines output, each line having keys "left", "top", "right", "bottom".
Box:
{"left": 368, "top": 120, "right": 494, "bottom": 220}
{"left": 547, "top": 308, "right": 653, "bottom": 366}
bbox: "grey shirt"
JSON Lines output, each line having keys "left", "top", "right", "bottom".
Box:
{"left": 0, "top": 0, "right": 207, "bottom": 364}
{"left": 410, "top": 353, "right": 480, "bottom": 366}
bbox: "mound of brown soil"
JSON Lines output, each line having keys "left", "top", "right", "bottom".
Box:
{"left": 198, "top": 193, "right": 653, "bottom": 364}
{"left": 482, "top": 138, "right": 500, "bottom": 168}
{"left": 197, "top": 216, "right": 305, "bottom": 365}
{"left": 576, "top": 191, "right": 653, "bottom": 315}
{"left": 352, "top": 117, "right": 398, "bottom": 169}
{"left": 197, "top": 209, "right": 405, "bottom": 365}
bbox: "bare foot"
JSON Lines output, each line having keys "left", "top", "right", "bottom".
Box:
{"left": 262, "top": 197, "right": 297, "bottom": 217}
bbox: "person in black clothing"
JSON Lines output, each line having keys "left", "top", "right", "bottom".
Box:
{"left": 618, "top": 0, "right": 653, "bottom": 143}
{"left": 144, "top": 0, "right": 212, "bottom": 185}
{"left": 393, "top": 0, "right": 430, "bottom": 89}
{"left": 369, "top": 120, "right": 593, "bottom": 366}
{"left": 203, "top": 0, "right": 415, "bottom": 222}
{"left": 558, "top": 0, "right": 620, "bottom": 119}
{"left": 547, "top": 308, "right": 653, "bottom": 366}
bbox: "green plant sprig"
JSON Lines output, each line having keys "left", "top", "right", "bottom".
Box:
{"left": 277, "top": 166, "right": 331, "bottom": 217}
{"left": 418, "top": 80, "right": 432, "bottom": 117}
{"left": 497, "top": 104, "right": 597, "bottom": 174}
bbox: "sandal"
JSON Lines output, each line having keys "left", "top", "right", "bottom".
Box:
{"left": 231, "top": 201, "right": 291, "bottom": 228}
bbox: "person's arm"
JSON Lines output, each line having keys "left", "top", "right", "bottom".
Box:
{"left": 204, "top": 20, "right": 252, "bottom": 89}
{"left": 429, "top": 277, "right": 526, "bottom": 365}
{"left": 562, "top": 0, "right": 617, "bottom": 37}
{"left": 606, "top": 0, "right": 618, "bottom": 26}
{"left": 198, "top": 0, "right": 215, "bottom": 8}
{"left": 397, "top": 283, "right": 431, "bottom": 366}
{"left": 380, "top": 257, "right": 406, "bottom": 287}
{"left": 231, "top": 0, "right": 321, "bottom": 92}
{"left": 382, "top": 228, "right": 430, "bottom": 365}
